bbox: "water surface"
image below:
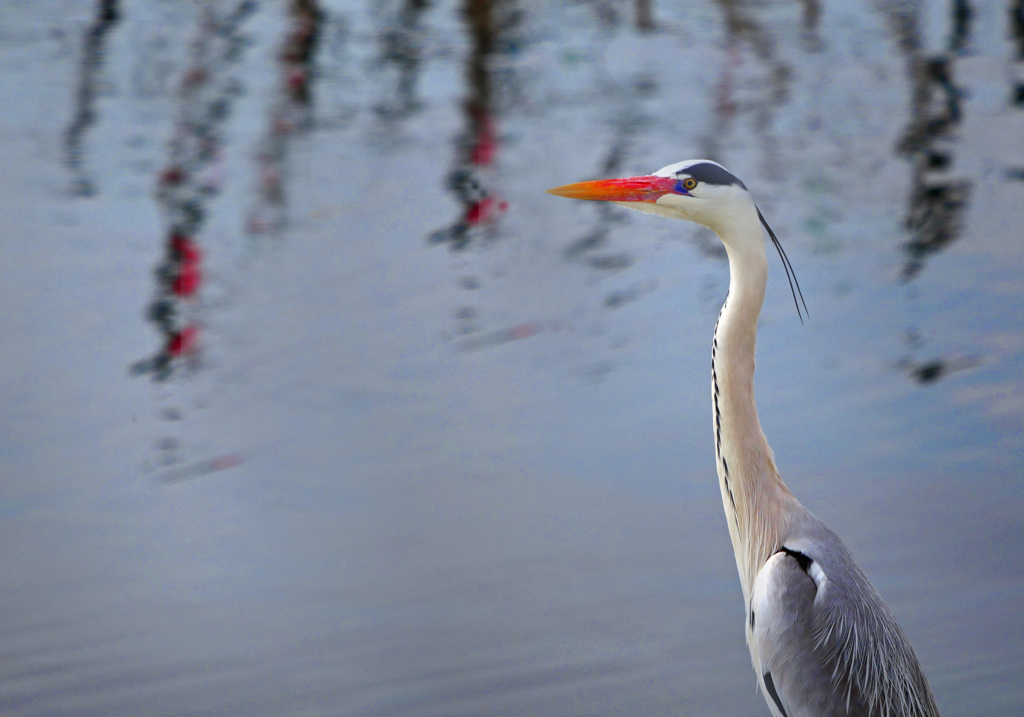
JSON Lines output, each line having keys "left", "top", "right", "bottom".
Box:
{"left": 1, "top": 1, "right": 1023, "bottom": 715}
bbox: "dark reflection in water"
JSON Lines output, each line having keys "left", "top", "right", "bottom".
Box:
{"left": 898, "top": 56, "right": 971, "bottom": 282}
{"left": 636, "top": 0, "right": 656, "bottom": 32}
{"left": 126, "top": 2, "right": 260, "bottom": 473}
{"left": 700, "top": 0, "right": 799, "bottom": 195}
{"left": 429, "top": 0, "right": 517, "bottom": 251}
{"left": 1012, "top": 0, "right": 1024, "bottom": 183}
{"left": 1015, "top": 0, "right": 1024, "bottom": 95}
{"left": 898, "top": 355, "right": 981, "bottom": 385}
{"left": 64, "top": 0, "right": 120, "bottom": 196}
{"left": 949, "top": 0, "right": 972, "bottom": 55}
{"left": 1015, "top": 0, "right": 1024, "bottom": 57}
{"left": 716, "top": 0, "right": 793, "bottom": 113}
{"left": 562, "top": 73, "right": 651, "bottom": 272}
{"left": 881, "top": 1, "right": 978, "bottom": 388}
{"left": 727, "top": 0, "right": 789, "bottom": 96}
{"left": 132, "top": 0, "right": 324, "bottom": 387}
{"left": 886, "top": 1, "right": 972, "bottom": 282}
{"left": 131, "top": 1, "right": 257, "bottom": 384}
{"left": 246, "top": 0, "right": 325, "bottom": 234}
{"left": 136, "top": 0, "right": 324, "bottom": 475}
{"left": 373, "top": 0, "right": 432, "bottom": 118}
{"left": 282, "top": 1, "right": 323, "bottom": 107}
{"left": 896, "top": 329, "right": 981, "bottom": 386}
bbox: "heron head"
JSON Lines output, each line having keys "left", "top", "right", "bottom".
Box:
{"left": 546, "top": 159, "right": 754, "bottom": 235}
{"left": 547, "top": 159, "right": 807, "bottom": 321}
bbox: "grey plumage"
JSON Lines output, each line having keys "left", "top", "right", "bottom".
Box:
{"left": 752, "top": 510, "right": 940, "bottom": 717}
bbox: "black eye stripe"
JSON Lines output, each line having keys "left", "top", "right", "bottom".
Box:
{"left": 674, "top": 162, "right": 747, "bottom": 189}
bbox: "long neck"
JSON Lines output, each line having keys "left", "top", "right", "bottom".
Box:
{"left": 711, "top": 216, "right": 794, "bottom": 603}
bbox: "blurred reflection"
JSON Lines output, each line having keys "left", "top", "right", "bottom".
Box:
{"left": 575, "top": 0, "right": 657, "bottom": 32}
{"left": 899, "top": 57, "right": 971, "bottom": 281}
{"left": 160, "top": 452, "right": 244, "bottom": 483}
{"left": 715, "top": 0, "right": 794, "bottom": 107}
{"left": 282, "top": 1, "right": 323, "bottom": 107}
{"left": 563, "top": 75, "right": 653, "bottom": 272}
{"left": 246, "top": 0, "right": 325, "bottom": 234}
{"left": 131, "top": 1, "right": 257, "bottom": 382}
{"left": 884, "top": 3, "right": 972, "bottom": 281}
{"left": 428, "top": 0, "right": 520, "bottom": 250}
{"left": 896, "top": 352, "right": 981, "bottom": 385}
{"left": 553, "top": 3, "right": 668, "bottom": 277}
{"left": 950, "top": 0, "right": 972, "bottom": 55}
{"left": 372, "top": 0, "right": 432, "bottom": 118}
{"left": 458, "top": 320, "right": 544, "bottom": 351}
{"left": 800, "top": 0, "right": 822, "bottom": 40}
{"left": 636, "top": 0, "right": 656, "bottom": 32}
{"left": 896, "top": 330, "right": 981, "bottom": 385}
{"left": 878, "top": 1, "right": 977, "bottom": 387}
{"left": 64, "top": 0, "right": 120, "bottom": 196}
{"left": 701, "top": 0, "right": 799, "bottom": 181}
{"left": 1013, "top": 0, "right": 1024, "bottom": 113}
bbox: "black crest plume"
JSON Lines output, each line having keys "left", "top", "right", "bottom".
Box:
{"left": 757, "top": 207, "right": 807, "bottom": 324}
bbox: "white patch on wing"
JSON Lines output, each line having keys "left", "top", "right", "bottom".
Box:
{"left": 808, "top": 560, "right": 827, "bottom": 591}
{"left": 751, "top": 552, "right": 790, "bottom": 671}
{"left": 750, "top": 551, "right": 816, "bottom": 717}
{"left": 752, "top": 552, "right": 785, "bottom": 631}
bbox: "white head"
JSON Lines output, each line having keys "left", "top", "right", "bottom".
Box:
{"left": 547, "top": 159, "right": 806, "bottom": 321}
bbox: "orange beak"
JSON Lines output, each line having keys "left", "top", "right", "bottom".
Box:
{"left": 546, "top": 175, "right": 681, "bottom": 203}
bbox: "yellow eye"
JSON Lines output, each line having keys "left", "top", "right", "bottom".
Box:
{"left": 683, "top": 178, "right": 698, "bottom": 191}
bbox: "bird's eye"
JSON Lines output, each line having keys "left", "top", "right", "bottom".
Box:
{"left": 683, "top": 178, "right": 698, "bottom": 191}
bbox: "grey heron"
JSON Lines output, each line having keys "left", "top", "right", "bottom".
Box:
{"left": 547, "top": 160, "right": 941, "bottom": 717}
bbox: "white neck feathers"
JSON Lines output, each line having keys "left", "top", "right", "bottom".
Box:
{"left": 710, "top": 210, "right": 794, "bottom": 602}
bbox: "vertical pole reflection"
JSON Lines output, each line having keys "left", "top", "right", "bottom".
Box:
{"left": 715, "top": 0, "right": 794, "bottom": 106}
{"left": 886, "top": 4, "right": 972, "bottom": 282}
{"left": 702, "top": 0, "right": 799, "bottom": 180}
{"left": 246, "top": 0, "right": 326, "bottom": 234}
{"left": 127, "top": 2, "right": 257, "bottom": 472}
{"left": 1009, "top": 1, "right": 1024, "bottom": 182}
{"left": 882, "top": 2, "right": 978, "bottom": 386}
{"left": 131, "top": 2, "right": 257, "bottom": 383}
{"left": 950, "top": 0, "right": 973, "bottom": 54}
{"left": 130, "top": 1, "right": 328, "bottom": 474}
{"left": 428, "top": 0, "right": 516, "bottom": 251}
{"left": 64, "top": 0, "right": 120, "bottom": 196}
{"left": 635, "top": 0, "right": 655, "bottom": 32}
{"left": 373, "top": 0, "right": 432, "bottom": 118}
{"left": 1012, "top": 0, "right": 1024, "bottom": 107}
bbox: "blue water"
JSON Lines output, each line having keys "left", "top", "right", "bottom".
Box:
{"left": 1, "top": 1, "right": 1022, "bottom": 715}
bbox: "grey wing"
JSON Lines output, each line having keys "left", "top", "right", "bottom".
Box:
{"left": 749, "top": 537, "right": 940, "bottom": 717}
{"left": 750, "top": 548, "right": 871, "bottom": 717}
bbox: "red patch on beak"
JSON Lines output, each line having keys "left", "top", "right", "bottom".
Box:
{"left": 546, "top": 176, "right": 679, "bottom": 203}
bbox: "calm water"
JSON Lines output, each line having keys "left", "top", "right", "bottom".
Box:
{"left": 1, "top": 0, "right": 1023, "bottom": 715}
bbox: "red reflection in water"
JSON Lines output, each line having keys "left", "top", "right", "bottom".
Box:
{"left": 428, "top": 1, "right": 516, "bottom": 251}
{"left": 131, "top": 4, "right": 255, "bottom": 381}
{"left": 134, "top": 1, "right": 324, "bottom": 381}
